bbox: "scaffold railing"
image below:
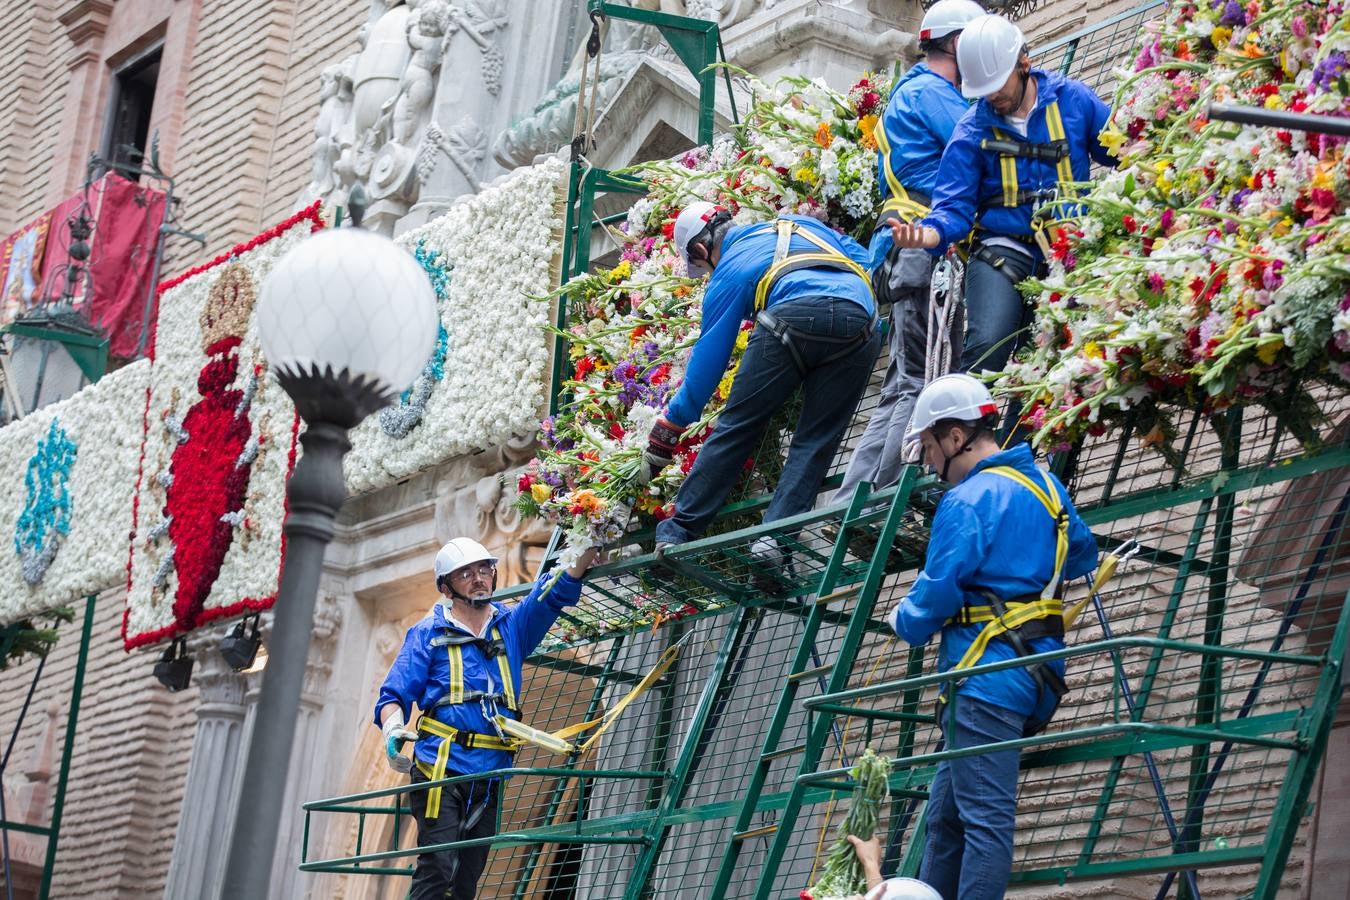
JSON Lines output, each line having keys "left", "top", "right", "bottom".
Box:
{"left": 297, "top": 2, "right": 1350, "bottom": 897}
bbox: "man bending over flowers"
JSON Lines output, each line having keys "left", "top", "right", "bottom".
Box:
{"left": 646, "top": 202, "right": 881, "bottom": 565}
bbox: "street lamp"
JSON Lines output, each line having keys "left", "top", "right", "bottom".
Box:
{"left": 219, "top": 204, "right": 436, "bottom": 899}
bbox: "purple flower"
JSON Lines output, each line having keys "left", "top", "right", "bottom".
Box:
{"left": 1148, "top": 272, "right": 1166, "bottom": 293}
{"left": 1199, "top": 311, "right": 1224, "bottom": 345}
{"left": 1262, "top": 260, "right": 1284, "bottom": 291}
{"left": 1220, "top": 0, "right": 1246, "bottom": 26}
{"left": 1312, "top": 52, "right": 1349, "bottom": 93}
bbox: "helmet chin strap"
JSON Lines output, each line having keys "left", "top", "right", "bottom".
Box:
{"left": 446, "top": 576, "right": 499, "bottom": 609}
{"left": 939, "top": 427, "right": 983, "bottom": 482}
{"left": 1010, "top": 67, "right": 1031, "bottom": 113}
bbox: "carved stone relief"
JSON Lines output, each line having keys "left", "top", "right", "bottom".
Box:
{"left": 300, "top": 0, "right": 512, "bottom": 228}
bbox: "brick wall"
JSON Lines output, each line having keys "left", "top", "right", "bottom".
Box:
{"left": 0, "top": 591, "right": 199, "bottom": 898}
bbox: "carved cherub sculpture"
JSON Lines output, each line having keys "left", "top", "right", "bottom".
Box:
{"left": 389, "top": 0, "right": 452, "bottom": 146}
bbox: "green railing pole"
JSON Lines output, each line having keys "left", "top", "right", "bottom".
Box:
{"left": 1179, "top": 411, "right": 1242, "bottom": 898}
{"left": 37, "top": 594, "right": 95, "bottom": 900}
{"left": 623, "top": 606, "right": 756, "bottom": 899}
{"left": 1251, "top": 590, "right": 1350, "bottom": 900}
{"left": 750, "top": 470, "right": 920, "bottom": 900}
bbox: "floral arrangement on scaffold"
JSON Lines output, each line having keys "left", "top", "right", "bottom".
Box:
{"left": 997, "top": 0, "right": 1350, "bottom": 453}
{"left": 513, "top": 73, "right": 887, "bottom": 581}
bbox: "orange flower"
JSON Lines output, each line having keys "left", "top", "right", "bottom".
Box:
{"left": 814, "top": 122, "right": 833, "bottom": 149}
{"left": 859, "top": 114, "right": 879, "bottom": 151}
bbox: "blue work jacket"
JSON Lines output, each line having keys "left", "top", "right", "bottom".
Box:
{"left": 664, "top": 215, "right": 874, "bottom": 428}
{"left": 922, "top": 69, "right": 1115, "bottom": 256}
{"left": 869, "top": 63, "right": 969, "bottom": 270}
{"left": 889, "top": 444, "right": 1098, "bottom": 716}
{"left": 375, "top": 569, "right": 582, "bottom": 774}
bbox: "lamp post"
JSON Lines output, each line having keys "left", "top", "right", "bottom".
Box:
{"left": 219, "top": 207, "right": 436, "bottom": 899}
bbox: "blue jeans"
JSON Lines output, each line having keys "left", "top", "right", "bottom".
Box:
{"left": 655, "top": 296, "right": 880, "bottom": 544}
{"left": 961, "top": 244, "right": 1038, "bottom": 375}
{"left": 920, "top": 694, "right": 1027, "bottom": 900}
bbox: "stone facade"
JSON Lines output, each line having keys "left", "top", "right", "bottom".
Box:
{"left": 2, "top": 2, "right": 1347, "bottom": 899}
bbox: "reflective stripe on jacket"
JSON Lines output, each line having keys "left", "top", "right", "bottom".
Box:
{"left": 889, "top": 443, "right": 1098, "bottom": 715}
{"left": 375, "top": 568, "right": 582, "bottom": 774}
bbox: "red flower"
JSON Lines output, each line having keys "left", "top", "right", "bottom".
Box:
{"left": 661, "top": 219, "right": 676, "bottom": 240}
{"left": 517, "top": 472, "right": 534, "bottom": 492}
{"left": 609, "top": 422, "right": 625, "bottom": 440}
{"left": 649, "top": 363, "right": 671, "bottom": 385}
{"left": 575, "top": 356, "right": 596, "bottom": 380}
{"left": 1122, "top": 214, "right": 1138, "bottom": 233}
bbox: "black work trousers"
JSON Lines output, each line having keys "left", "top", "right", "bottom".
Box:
{"left": 407, "top": 767, "right": 500, "bottom": 900}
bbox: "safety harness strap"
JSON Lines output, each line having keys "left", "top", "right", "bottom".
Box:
{"left": 753, "top": 220, "right": 873, "bottom": 313}
{"left": 946, "top": 465, "right": 1070, "bottom": 676}
{"left": 982, "top": 101, "right": 1076, "bottom": 213}
{"left": 442, "top": 625, "right": 516, "bottom": 712}
{"left": 416, "top": 716, "right": 519, "bottom": 819}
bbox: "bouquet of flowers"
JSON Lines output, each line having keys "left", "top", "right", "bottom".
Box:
{"left": 801, "top": 747, "right": 892, "bottom": 900}
{"left": 514, "top": 72, "right": 888, "bottom": 568}
{"left": 997, "top": 0, "right": 1350, "bottom": 453}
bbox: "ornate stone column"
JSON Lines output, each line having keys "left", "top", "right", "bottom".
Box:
{"left": 162, "top": 628, "right": 251, "bottom": 900}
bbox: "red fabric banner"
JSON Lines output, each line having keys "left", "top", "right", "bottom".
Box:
{"left": 37, "top": 173, "right": 167, "bottom": 359}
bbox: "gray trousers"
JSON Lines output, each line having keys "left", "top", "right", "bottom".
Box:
{"left": 835, "top": 250, "right": 960, "bottom": 498}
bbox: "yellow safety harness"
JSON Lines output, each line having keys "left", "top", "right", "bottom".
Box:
{"left": 938, "top": 465, "right": 1070, "bottom": 737}
{"left": 414, "top": 632, "right": 685, "bottom": 819}
{"left": 416, "top": 626, "right": 521, "bottom": 818}
{"left": 873, "top": 121, "right": 932, "bottom": 224}
{"left": 980, "top": 100, "right": 1075, "bottom": 216}
{"left": 752, "top": 219, "right": 873, "bottom": 313}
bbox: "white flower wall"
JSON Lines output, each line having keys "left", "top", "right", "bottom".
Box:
{"left": 344, "top": 157, "right": 566, "bottom": 493}
{"left": 0, "top": 360, "right": 149, "bottom": 626}
{"left": 0, "top": 158, "right": 566, "bottom": 644}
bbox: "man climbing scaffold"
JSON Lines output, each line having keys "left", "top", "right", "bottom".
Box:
{"left": 887, "top": 374, "right": 1098, "bottom": 900}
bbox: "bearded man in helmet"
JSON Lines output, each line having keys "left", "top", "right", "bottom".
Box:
{"left": 891, "top": 12, "right": 1116, "bottom": 377}
{"left": 887, "top": 374, "right": 1097, "bottom": 899}
{"left": 646, "top": 203, "right": 881, "bottom": 562}
{"left": 835, "top": 0, "right": 984, "bottom": 499}
{"left": 375, "top": 538, "right": 596, "bottom": 899}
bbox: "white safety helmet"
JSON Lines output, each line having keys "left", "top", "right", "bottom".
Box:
{"left": 905, "top": 373, "right": 999, "bottom": 442}
{"left": 920, "top": 0, "right": 986, "bottom": 42}
{"left": 865, "top": 877, "right": 945, "bottom": 900}
{"left": 433, "top": 537, "right": 498, "bottom": 579}
{"left": 672, "top": 200, "right": 728, "bottom": 277}
{"left": 956, "top": 13, "right": 1026, "bottom": 99}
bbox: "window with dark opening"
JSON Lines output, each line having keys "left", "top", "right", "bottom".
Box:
{"left": 103, "top": 46, "right": 161, "bottom": 175}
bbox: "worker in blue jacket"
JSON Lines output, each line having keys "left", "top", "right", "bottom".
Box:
{"left": 646, "top": 204, "right": 880, "bottom": 564}
{"left": 376, "top": 537, "right": 596, "bottom": 899}
{"left": 835, "top": 0, "right": 983, "bottom": 500}
{"left": 888, "top": 374, "right": 1097, "bottom": 900}
{"left": 891, "top": 13, "right": 1116, "bottom": 376}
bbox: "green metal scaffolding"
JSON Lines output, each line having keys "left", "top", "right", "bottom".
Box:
{"left": 299, "top": 4, "right": 1350, "bottom": 898}
{"left": 0, "top": 594, "right": 97, "bottom": 900}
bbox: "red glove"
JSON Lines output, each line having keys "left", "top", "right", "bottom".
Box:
{"left": 643, "top": 417, "right": 685, "bottom": 480}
